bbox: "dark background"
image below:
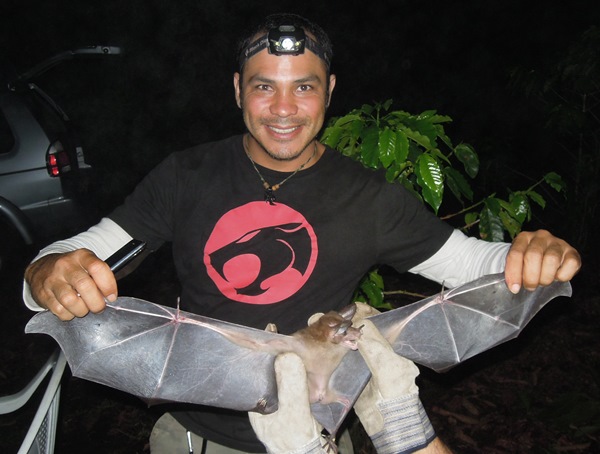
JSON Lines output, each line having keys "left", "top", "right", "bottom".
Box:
{"left": 2, "top": 0, "right": 598, "bottom": 211}
{"left": 3, "top": 0, "right": 598, "bottom": 241}
{"left": 1, "top": 0, "right": 599, "bottom": 452}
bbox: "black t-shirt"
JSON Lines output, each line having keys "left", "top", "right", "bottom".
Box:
{"left": 110, "top": 134, "right": 452, "bottom": 450}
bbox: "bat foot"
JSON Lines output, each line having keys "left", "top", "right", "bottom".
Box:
{"left": 321, "top": 432, "right": 338, "bottom": 453}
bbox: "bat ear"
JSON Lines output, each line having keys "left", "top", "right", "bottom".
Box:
{"left": 307, "top": 312, "right": 325, "bottom": 326}
{"left": 338, "top": 303, "right": 357, "bottom": 321}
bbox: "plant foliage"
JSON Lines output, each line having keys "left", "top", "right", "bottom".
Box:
{"left": 321, "top": 100, "right": 566, "bottom": 307}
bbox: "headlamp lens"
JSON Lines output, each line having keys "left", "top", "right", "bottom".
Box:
{"left": 280, "top": 37, "right": 296, "bottom": 51}
{"left": 269, "top": 25, "right": 306, "bottom": 55}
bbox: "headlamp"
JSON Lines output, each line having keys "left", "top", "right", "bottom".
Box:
{"left": 240, "top": 24, "right": 330, "bottom": 69}
{"left": 268, "top": 25, "right": 306, "bottom": 55}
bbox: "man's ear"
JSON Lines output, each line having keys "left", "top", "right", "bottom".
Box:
{"left": 233, "top": 72, "right": 242, "bottom": 109}
{"left": 326, "top": 74, "right": 336, "bottom": 108}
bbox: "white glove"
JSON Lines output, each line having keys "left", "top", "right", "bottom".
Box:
{"left": 354, "top": 304, "right": 436, "bottom": 454}
{"left": 249, "top": 352, "right": 330, "bottom": 454}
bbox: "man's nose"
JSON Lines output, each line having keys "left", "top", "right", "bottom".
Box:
{"left": 270, "top": 90, "right": 298, "bottom": 117}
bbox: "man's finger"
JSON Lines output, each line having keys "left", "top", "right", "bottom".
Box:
{"left": 506, "top": 230, "right": 581, "bottom": 293}
{"left": 82, "top": 253, "right": 118, "bottom": 304}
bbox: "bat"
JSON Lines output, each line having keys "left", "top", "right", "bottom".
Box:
{"left": 24, "top": 273, "right": 572, "bottom": 437}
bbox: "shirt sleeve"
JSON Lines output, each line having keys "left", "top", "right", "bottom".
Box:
{"left": 408, "top": 229, "right": 510, "bottom": 288}
{"left": 22, "top": 217, "right": 133, "bottom": 311}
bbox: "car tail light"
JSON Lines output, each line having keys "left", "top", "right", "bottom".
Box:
{"left": 46, "top": 141, "right": 72, "bottom": 177}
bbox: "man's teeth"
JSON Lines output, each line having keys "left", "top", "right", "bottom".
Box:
{"left": 270, "top": 126, "right": 298, "bottom": 134}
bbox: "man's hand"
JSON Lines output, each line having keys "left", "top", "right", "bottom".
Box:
{"left": 505, "top": 229, "right": 581, "bottom": 293}
{"left": 25, "top": 249, "right": 117, "bottom": 320}
{"left": 352, "top": 304, "right": 452, "bottom": 454}
{"left": 248, "top": 353, "right": 328, "bottom": 454}
{"left": 354, "top": 319, "right": 440, "bottom": 453}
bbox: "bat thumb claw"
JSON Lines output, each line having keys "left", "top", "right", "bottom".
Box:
{"left": 265, "top": 323, "right": 278, "bottom": 333}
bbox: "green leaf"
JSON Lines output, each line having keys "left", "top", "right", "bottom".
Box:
{"left": 400, "top": 179, "right": 423, "bottom": 203}
{"left": 484, "top": 197, "right": 502, "bottom": 215}
{"left": 401, "top": 127, "right": 433, "bottom": 149}
{"left": 416, "top": 155, "right": 444, "bottom": 212}
{"left": 395, "top": 130, "right": 409, "bottom": 164}
{"left": 378, "top": 127, "right": 396, "bottom": 167}
{"left": 544, "top": 171, "right": 566, "bottom": 192}
{"left": 384, "top": 161, "right": 403, "bottom": 182}
{"left": 416, "top": 154, "right": 443, "bottom": 190}
{"left": 499, "top": 210, "right": 522, "bottom": 238}
{"left": 414, "top": 118, "right": 439, "bottom": 146}
{"left": 360, "top": 103, "right": 375, "bottom": 116}
{"left": 388, "top": 110, "right": 412, "bottom": 123}
{"left": 417, "top": 154, "right": 444, "bottom": 189}
{"left": 333, "top": 113, "right": 362, "bottom": 128}
{"left": 416, "top": 110, "right": 437, "bottom": 120}
{"left": 367, "top": 269, "right": 385, "bottom": 289}
{"left": 444, "top": 167, "right": 474, "bottom": 202}
{"left": 464, "top": 211, "right": 479, "bottom": 227}
{"left": 321, "top": 125, "right": 343, "bottom": 148}
{"left": 360, "top": 126, "right": 380, "bottom": 168}
{"left": 351, "top": 117, "right": 366, "bottom": 138}
{"left": 359, "top": 276, "right": 384, "bottom": 307}
{"left": 454, "top": 143, "right": 479, "bottom": 178}
{"left": 436, "top": 127, "right": 453, "bottom": 149}
{"left": 429, "top": 114, "right": 452, "bottom": 124}
{"left": 421, "top": 184, "right": 443, "bottom": 213}
{"left": 527, "top": 190, "right": 546, "bottom": 208}
{"left": 479, "top": 200, "right": 505, "bottom": 241}
{"left": 497, "top": 199, "right": 516, "bottom": 217}
{"left": 417, "top": 110, "right": 453, "bottom": 125}
{"left": 429, "top": 148, "right": 451, "bottom": 165}
{"left": 510, "top": 193, "right": 530, "bottom": 223}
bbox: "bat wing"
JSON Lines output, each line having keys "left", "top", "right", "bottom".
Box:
{"left": 25, "top": 297, "right": 281, "bottom": 413}
{"left": 25, "top": 296, "right": 359, "bottom": 434}
{"left": 369, "top": 273, "right": 572, "bottom": 372}
{"left": 311, "top": 274, "right": 572, "bottom": 434}
{"left": 24, "top": 275, "right": 572, "bottom": 436}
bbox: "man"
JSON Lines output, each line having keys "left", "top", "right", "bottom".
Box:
{"left": 24, "top": 13, "right": 580, "bottom": 454}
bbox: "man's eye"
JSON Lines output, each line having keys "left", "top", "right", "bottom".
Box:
{"left": 256, "top": 84, "right": 271, "bottom": 91}
{"left": 298, "top": 85, "right": 312, "bottom": 92}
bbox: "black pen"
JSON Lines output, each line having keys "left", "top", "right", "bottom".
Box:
{"left": 105, "top": 239, "right": 146, "bottom": 273}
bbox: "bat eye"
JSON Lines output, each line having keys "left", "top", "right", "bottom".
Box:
{"left": 336, "top": 326, "right": 347, "bottom": 336}
{"left": 336, "top": 321, "right": 352, "bottom": 336}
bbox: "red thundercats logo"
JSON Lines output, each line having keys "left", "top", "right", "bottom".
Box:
{"left": 204, "top": 202, "right": 318, "bottom": 304}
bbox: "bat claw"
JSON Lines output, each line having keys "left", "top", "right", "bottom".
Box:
{"left": 321, "top": 433, "right": 338, "bottom": 453}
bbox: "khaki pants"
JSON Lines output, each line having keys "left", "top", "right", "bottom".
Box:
{"left": 150, "top": 412, "right": 354, "bottom": 453}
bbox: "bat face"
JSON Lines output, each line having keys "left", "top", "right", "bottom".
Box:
{"left": 298, "top": 303, "right": 361, "bottom": 349}
{"left": 323, "top": 315, "right": 361, "bottom": 350}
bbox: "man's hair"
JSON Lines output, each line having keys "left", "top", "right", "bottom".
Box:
{"left": 236, "top": 13, "right": 334, "bottom": 74}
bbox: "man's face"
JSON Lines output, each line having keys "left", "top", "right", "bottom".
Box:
{"left": 234, "top": 46, "right": 336, "bottom": 166}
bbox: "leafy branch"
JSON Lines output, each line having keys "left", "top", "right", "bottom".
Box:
{"left": 321, "top": 100, "right": 566, "bottom": 308}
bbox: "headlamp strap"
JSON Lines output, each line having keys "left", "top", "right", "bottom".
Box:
{"left": 241, "top": 25, "right": 329, "bottom": 67}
